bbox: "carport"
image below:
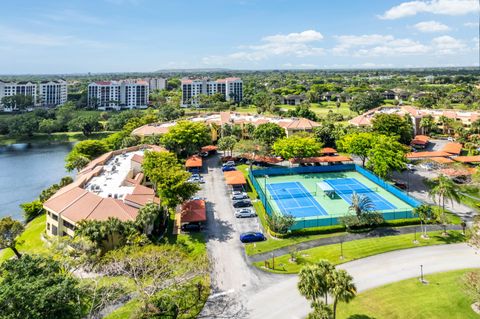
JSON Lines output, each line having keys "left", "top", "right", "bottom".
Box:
{"left": 224, "top": 170, "right": 247, "bottom": 192}
{"left": 185, "top": 155, "right": 203, "bottom": 172}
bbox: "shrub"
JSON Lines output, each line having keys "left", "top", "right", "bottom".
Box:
{"left": 20, "top": 200, "right": 45, "bottom": 222}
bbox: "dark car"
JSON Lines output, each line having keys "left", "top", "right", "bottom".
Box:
{"left": 394, "top": 181, "right": 407, "bottom": 190}
{"left": 222, "top": 166, "right": 236, "bottom": 172}
{"left": 240, "top": 232, "right": 266, "bottom": 243}
{"left": 181, "top": 223, "right": 202, "bottom": 232}
{"left": 233, "top": 200, "right": 252, "bottom": 208}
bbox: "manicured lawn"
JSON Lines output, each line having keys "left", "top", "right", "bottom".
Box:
{"left": 0, "top": 131, "right": 116, "bottom": 145}
{"left": 254, "top": 230, "right": 465, "bottom": 274}
{"left": 337, "top": 269, "right": 477, "bottom": 319}
{"left": 0, "top": 214, "right": 48, "bottom": 263}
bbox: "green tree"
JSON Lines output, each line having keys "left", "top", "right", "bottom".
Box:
{"left": 0, "top": 255, "right": 83, "bottom": 319}
{"left": 7, "top": 114, "right": 39, "bottom": 137}
{"left": 298, "top": 261, "right": 335, "bottom": 304}
{"left": 65, "top": 153, "right": 91, "bottom": 172}
{"left": 413, "top": 204, "right": 432, "bottom": 238}
{"left": 265, "top": 213, "right": 295, "bottom": 234}
{"left": 371, "top": 113, "right": 413, "bottom": 145}
{"left": 348, "top": 193, "right": 374, "bottom": 217}
{"left": 337, "top": 132, "right": 376, "bottom": 166}
{"left": 349, "top": 92, "right": 383, "bottom": 114}
{"left": 286, "top": 103, "right": 318, "bottom": 121}
{"left": 55, "top": 102, "right": 77, "bottom": 129}
{"left": 161, "top": 121, "right": 211, "bottom": 156}
{"left": 70, "top": 139, "right": 109, "bottom": 159}
{"left": 331, "top": 269, "right": 357, "bottom": 319}
{"left": 67, "top": 115, "right": 102, "bottom": 136}
{"left": 38, "top": 118, "right": 60, "bottom": 135}
{"left": 366, "top": 135, "right": 407, "bottom": 178}
{"left": 135, "top": 202, "right": 163, "bottom": 235}
{"left": 307, "top": 302, "right": 333, "bottom": 319}
{"left": 20, "top": 200, "right": 45, "bottom": 222}
{"left": 217, "top": 136, "right": 238, "bottom": 157}
{"left": 420, "top": 115, "right": 436, "bottom": 135}
{"left": 253, "top": 122, "right": 286, "bottom": 148}
{"left": 0, "top": 217, "right": 24, "bottom": 259}
{"left": 429, "top": 175, "right": 460, "bottom": 234}
{"left": 272, "top": 134, "right": 322, "bottom": 160}
{"left": 158, "top": 103, "right": 185, "bottom": 121}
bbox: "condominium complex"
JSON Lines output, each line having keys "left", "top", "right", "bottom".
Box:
{"left": 39, "top": 80, "right": 68, "bottom": 107}
{"left": 88, "top": 80, "right": 149, "bottom": 110}
{"left": 0, "top": 79, "right": 67, "bottom": 111}
{"left": 181, "top": 77, "right": 243, "bottom": 107}
{"left": 146, "top": 77, "right": 167, "bottom": 91}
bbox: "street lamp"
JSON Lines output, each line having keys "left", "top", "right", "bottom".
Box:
{"left": 420, "top": 264, "right": 425, "bottom": 284}
{"left": 339, "top": 237, "right": 344, "bottom": 260}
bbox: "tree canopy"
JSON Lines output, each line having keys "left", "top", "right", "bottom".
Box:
{"left": 272, "top": 134, "right": 322, "bottom": 160}
{"left": 253, "top": 122, "right": 286, "bottom": 148}
{"left": 161, "top": 121, "right": 211, "bottom": 156}
{"left": 371, "top": 113, "right": 413, "bottom": 145}
{"left": 349, "top": 92, "right": 383, "bottom": 114}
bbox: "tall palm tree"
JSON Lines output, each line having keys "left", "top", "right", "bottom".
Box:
{"left": 331, "top": 269, "right": 357, "bottom": 319}
{"left": 136, "top": 202, "right": 162, "bottom": 235}
{"left": 348, "top": 193, "right": 374, "bottom": 217}
{"left": 420, "top": 115, "right": 435, "bottom": 135}
{"left": 413, "top": 204, "right": 432, "bottom": 238}
{"left": 104, "top": 217, "right": 124, "bottom": 249}
{"left": 298, "top": 261, "right": 335, "bottom": 304}
{"left": 428, "top": 174, "right": 460, "bottom": 234}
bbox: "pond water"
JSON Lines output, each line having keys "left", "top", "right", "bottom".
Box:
{"left": 0, "top": 143, "right": 73, "bottom": 220}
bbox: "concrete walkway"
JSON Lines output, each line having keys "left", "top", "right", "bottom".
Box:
{"left": 249, "top": 224, "right": 462, "bottom": 262}
{"left": 247, "top": 243, "right": 480, "bottom": 319}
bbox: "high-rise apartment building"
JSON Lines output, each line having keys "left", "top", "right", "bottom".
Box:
{"left": 0, "top": 81, "right": 37, "bottom": 112}
{"left": 146, "top": 77, "right": 167, "bottom": 91}
{"left": 39, "top": 80, "right": 67, "bottom": 107}
{"left": 88, "top": 80, "right": 149, "bottom": 110}
{"left": 181, "top": 77, "right": 243, "bottom": 107}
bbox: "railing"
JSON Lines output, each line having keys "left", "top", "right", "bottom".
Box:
{"left": 248, "top": 165, "right": 420, "bottom": 229}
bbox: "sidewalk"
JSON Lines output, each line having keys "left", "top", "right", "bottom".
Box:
{"left": 248, "top": 224, "right": 463, "bottom": 263}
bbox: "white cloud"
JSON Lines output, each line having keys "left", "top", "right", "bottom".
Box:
{"left": 431, "top": 35, "right": 467, "bottom": 54}
{"left": 333, "top": 34, "right": 429, "bottom": 56}
{"left": 202, "top": 29, "right": 325, "bottom": 65}
{"left": 282, "top": 63, "right": 318, "bottom": 69}
{"left": 464, "top": 22, "right": 479, "bottom": 27}
{"left": 414, "top": 20, "right": 450, "bottom": 32}
{"left": 356, "top": 62, "right": 394, "bottom": 68}
{"left": 380, "top": 0, "right": 479, "bottom": 20}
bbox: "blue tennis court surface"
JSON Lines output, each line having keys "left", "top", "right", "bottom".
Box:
{"left": 325, "top": 178, "right": 397, "bottom": 211}
{"left": 267, "top": 182, "right": 328, "bottom": 218}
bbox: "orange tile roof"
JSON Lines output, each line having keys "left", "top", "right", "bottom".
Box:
{"left": 411, "top": 135, "right": 429, "bottom": 145}
{"left": 224, "top": 171, "right": 247, "bottom": 185}
{"left": 131, "top": 154, "right": 144, "bottom": 164}
{"left": 406, "top": 151, "right": 451, "bottom": 159}
{"left": 454, "top": 156, "right": 480, "bottom": 163}
{"left": 201, "top": 145, "right": 217, "bottom": 152}
{"left": 321, "top": 147, "right": 337, "bottom": 154}
{"left": 180, "top": 200, "right": 207, "bottom": 223}
{"left": 441, "top": 142, "right": 463, "bottom": 155}
{"left": 285, "top": 118, "right": 320, "bottom": 130}
{"left": 430, "top": 157, "right": 455, "bottom": 164}
{"left": 440, "top": 167, "right": 476, "bottom": 177}
{"left": 240, "top": 153, "right": 282, "bottom": 163}
{"left": 186, "top": 155, "right": 203, "bottom": 168}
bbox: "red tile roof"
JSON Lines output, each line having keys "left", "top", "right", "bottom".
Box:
{"left": 180, "top": 200, "right": 207, "bottom": 223}
{"left": 441, "top": 142, "right": 463, "bottom": 155}
{"left": 453, "top": 156, "right": 480, "bottom": 163}
{"left": 290, "top": 155, "right": 352, "bottom": 164}
{"left": 320, "top": 147, "right": 337, "bottom": 154}
{"left": 285, "top": 118, "right": 320, "bottom": 130}
{"left": 411, "top": 135, "right": 429, "bottom": 145}
{"left": 201, "top": 145, "right": 218, "bottom": 152}
{"left": 406, "top": 151, "right": 451, "bottom": 159}
{"left": 185, "top": 155, "right": 203, "bottom": 168}
{"left": 224, "top": 171, "right": 247, "bottom": 185}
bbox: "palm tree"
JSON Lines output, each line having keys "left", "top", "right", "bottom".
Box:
{"left": 136, "top": 202, "right": 162, "bottom": 235}
{"left": 307, "top": 301, "right": 333, "bottom": 319}
{"left": 104, "top": 217, "right": 124, "bottom": 249}
{"left": 420, "top": 115, "right": 435, "bottom": 135}
{"left": 413, "top": 204, "right": 432, "bottom": 238}
{"left": 331, "top": 269, "right": 357, "bottom": 319}
{"left": 348, "top": 193, "right": 374, "bottom": 217}
{"left": 428, "top": 174, "right": 460, "bottom": 234}
{"left": 298, "top": 261, "right": 335, "bottom": 304}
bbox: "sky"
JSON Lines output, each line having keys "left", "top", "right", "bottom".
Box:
{"left": 0, "top": 0, "right": 479, "bottom": 74}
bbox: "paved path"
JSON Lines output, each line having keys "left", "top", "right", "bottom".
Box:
{"left": 247, "top": 243, "right": 480, "bottom": 319}
{"left": 249, "top": 224, "right": 462, "bottom": 263}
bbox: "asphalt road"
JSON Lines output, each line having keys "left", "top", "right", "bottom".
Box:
{"left": 247, "top": 243, "right": 480, "bottom": 319}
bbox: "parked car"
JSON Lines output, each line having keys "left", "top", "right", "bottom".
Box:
{"left": 406, "top": 163, "right": 416, "bottom": 171}
{"left": 233, "top": 200, "right": 252, "bottom": 208}
{"left": 232, "top": 190, "right": 247, "bottom": 197}
{"left": 394, "top": 181, "right": 407, "bottom": 190}
{"left": 240, "top": 232, "right": 266, "bottom": 243}
{"left": 222, "top": 166, "right": 236, "bottom": 172}
{"left": 199, "top": 152, "right": 209, "bottom": 157}
{"left": 181, "top": 223, "right": 202, "bottom": 232}
{"left": 235, "top": 208, "right": 256, "bottom": 218}
{"left": 447, "top": 137, "right": 455, "bottom": 142}
{"left": 232, "top": 193, "right": 249, "bottom": 201}
{"left": 223, "top": 161, "right": 235, "bottom": 167}
{"left": 188, "top": 175, "right": 205, "bottom": 183}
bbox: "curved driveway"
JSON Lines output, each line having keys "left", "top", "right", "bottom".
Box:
{"left": 247, "top": 243, "right": 480, "bottom": 319}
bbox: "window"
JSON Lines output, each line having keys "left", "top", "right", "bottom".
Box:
{"left": 51, "top": 213, "right": 58, "bottom": 221}
{"left": 47, "top": 223, "right": 50, "bottom": 231}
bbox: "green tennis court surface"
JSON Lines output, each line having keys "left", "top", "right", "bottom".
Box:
{"left": 255, "top": 171, "right": 414, "bottom": 218}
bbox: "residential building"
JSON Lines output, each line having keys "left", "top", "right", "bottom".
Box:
{"left": 132, "top": 111, "right": 320, "bottom": 140}
{"left": 282, "top": 94, "right": 306, "bottom": 105}
{"left": 38, "top": 80, "right": 67, "bottom": 107}
{"left": 43, "top": 144, "right": 164, "bottom": 237}
{"left": 88, "top": 80, "right": 149, "bottom": 110}
{"left": 181, "top": 77, "right": 243, "bottom": 107}
{"left": 0, "top": 80, "right": 37, "bottom": 111}
{"left": 146, "top": 77, "right": 166, "bottom": 91}
{"left": 349, "top": 105, "right": 480, "bottom": 135}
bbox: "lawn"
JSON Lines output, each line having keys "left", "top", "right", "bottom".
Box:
{"left": 0, "top": 214, "right": 48, "bottom": 263}
{"left": 254, "top": 230, "right": 465, "bottom": 274}
{"left": 0, "top": 131, "right": 116, "bottom": 145}
{"left": 337, "top": 269, "right": 477, "bottom": 319}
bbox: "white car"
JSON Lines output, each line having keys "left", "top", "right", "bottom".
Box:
{"left": 406, "top": 163, "right": 415, "bottom": 170}
{"left": 223, "top": 161, "right": 235, "bottom": 167}
{"left": 235, "top": 208, "right": 256, "bottom": 218}
{"left": 232, "top": 193, "right": 249, "bottom": 201}
{"left": 447, "top": 137, "right": 455, "bottom": 142}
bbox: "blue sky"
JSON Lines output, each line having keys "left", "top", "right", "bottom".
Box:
{"left": 0, "top": 0, "right": 478, "bottom": 74}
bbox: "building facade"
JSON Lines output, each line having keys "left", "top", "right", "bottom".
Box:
{"left": 146, "top": 77, "right": 167, "bottom": 91}
{"left": 39, "top": 80, "right": 68, "bottom": 107}
{"left": 0, "top": 81, "right": 37, "bottom": 111}
{"left": 181, "top": 77, "right": 243, "bottom": 107}
{"left": 88, "top": 80, "right": 149, "bottom": 110}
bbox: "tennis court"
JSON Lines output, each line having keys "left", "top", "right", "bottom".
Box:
{"left": 267, "top": 182, "right": 328, "bottom": 218}
{"left": 324, "top": 178, "right": 397, "bottom": 211}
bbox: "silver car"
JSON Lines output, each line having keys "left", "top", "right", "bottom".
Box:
{"left": 235, "top": 208, "right": 256, "bottom": 218}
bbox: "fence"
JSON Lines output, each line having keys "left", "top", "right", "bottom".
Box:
{"left": 248, "top": 164, "right": 420, "bottom": 230}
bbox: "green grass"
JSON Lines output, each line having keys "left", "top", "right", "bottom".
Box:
{"left": 254, "top": 230, "right": 465, "bottom": 274}
{"left": 337, "top": 269, "right": 477, "bottom": 319}
{"left": 104, "top": 298, "right": 141, "bottom": 319}
{"left": 0, "top": 214, "right": 48, "bottom": 263}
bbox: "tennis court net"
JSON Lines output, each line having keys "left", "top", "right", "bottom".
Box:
{"left": 269, "top": 190, "right": 315, "bottom": 200}
{"left": 333, "top": 187, "right": 378, "bottom": 195}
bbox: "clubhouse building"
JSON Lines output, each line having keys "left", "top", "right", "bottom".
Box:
{"left": 43, "top": 145, "right": 164, "bottom": 237}
{"left": 132, "top": 111, "right": 320, "bottom": 140}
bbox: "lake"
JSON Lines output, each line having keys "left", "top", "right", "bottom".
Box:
{"left": 0, "top": 143, "right": 73, "bottom": 220}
